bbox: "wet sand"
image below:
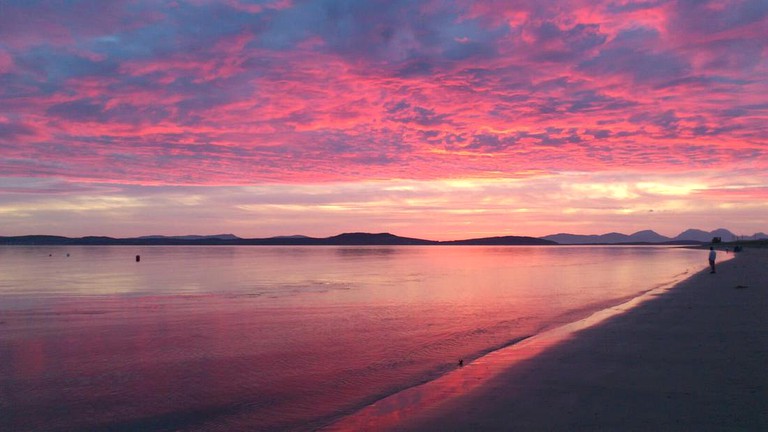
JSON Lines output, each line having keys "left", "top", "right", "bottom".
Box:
{"left": 325, "top": 248, "right": 768, "bottom": 431}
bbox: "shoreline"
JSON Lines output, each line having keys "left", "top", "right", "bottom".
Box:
{"left": 323, "top": 248, "right": 767, "bottom": 431}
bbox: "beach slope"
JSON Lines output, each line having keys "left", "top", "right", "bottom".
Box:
{"left": 326, "top": 249, "right": 767, "bottom": 431}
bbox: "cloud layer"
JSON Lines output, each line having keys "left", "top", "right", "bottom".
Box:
{"left": 1, "top": 0, "right": 766, "bottom": 237}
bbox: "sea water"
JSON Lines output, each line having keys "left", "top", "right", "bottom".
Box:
{"left": 0, "top": 245, "right": 709, "bottom": 431}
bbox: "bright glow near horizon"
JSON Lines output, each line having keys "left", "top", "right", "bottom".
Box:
{"left": 1, "top": 0, "right": 766, "bottom": 239}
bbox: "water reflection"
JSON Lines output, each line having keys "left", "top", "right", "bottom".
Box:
{"left": 335, "top": 246, "right": 403, "bottom": 258}
{"left": 0, "top": 245, "right": 709, "bottom": 431}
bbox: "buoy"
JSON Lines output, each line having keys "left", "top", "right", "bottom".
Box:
{"left": 135, "top": 255, "right": 141, "bottom": 262}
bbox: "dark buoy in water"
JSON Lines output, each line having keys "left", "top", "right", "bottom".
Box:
{"left": 458, "top": 359, "right": 464, "bottom": 367}
{"left": 135, "top": 255, "right": 141, "bottom": 262}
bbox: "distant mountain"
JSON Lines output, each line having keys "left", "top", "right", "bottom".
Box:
{"left": 629, "top": 230, "right": 670, "bottom": 243}
{"left": 0, "top": 235, "right": 72, "bottom": 245}
{"left": 138, "top": 234, "right": 241, "bottom": 241}
{"left": 0, "top": 232, "right": 435, "bottom": 246}
{"left": 441, "top": 236, "right": 556, "bottom": 246}
{"left": 0, "top": 232, "right": 555, "bottom": 246}
{"left": 543, "top": 228, "right": 749, "bottom": 244}
{"left": 1, "top": 229, "right": 763, "bottom": 246}
{"left": 709, "top": 228, "right": 736, "bottom": 242}
{"left": 541, "top": 232, "right": 635, "bottom": 244}
{"left": 541, "top": 233, "right": 592, "bottom": 244}
{"left": 673, "top": 229, "right": 711, "bottom": 242}
{"left": 322, "top": 232, "right": 434, "bottom": 245}
{"left": 673, "top": 228, "right": 735, "bottom": 243}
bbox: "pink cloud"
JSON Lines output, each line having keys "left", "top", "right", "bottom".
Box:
{"left": 0, "top": 0, "right": 766, "bottom": 236}
{"left": 0, "top": 49, "right": 13, "bottom": 73}
{"left": 696, "top": 186, "right": 768, "bottom": 200}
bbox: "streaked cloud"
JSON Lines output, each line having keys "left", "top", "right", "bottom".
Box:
{"left": 0, "top": 0, "right": 765, "bottom": 237}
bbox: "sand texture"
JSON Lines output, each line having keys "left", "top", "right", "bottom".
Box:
{"left": 326, "top": 249, "right": 768, "bottom": 431}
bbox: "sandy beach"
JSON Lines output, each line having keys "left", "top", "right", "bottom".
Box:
{"left": 325, "top": 248, "right": 768, "bottom": 431}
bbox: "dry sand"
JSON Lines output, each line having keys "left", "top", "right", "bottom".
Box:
{"left": 325, "top": 248, "right": 768, "bottom": 431}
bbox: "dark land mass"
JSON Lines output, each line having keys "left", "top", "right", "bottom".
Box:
{"left": 5, "top": 230, "right": 765, "bottom": 246}
{"left": 543, "top": 228, "right": 767, "bottom": 244}
{"left": 0, "top": 233, "right": 547, "bottom": 246}
{"left": 441, "top": 236, "right": 556, "bottom": 246}
{"left": 563, "top": 240, "right": 704, "bottom": 246}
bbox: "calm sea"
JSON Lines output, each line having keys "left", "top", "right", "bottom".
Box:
{"left": 0, "top": 245, "right": 708, "bottom": 431}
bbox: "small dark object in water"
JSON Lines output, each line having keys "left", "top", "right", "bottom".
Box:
{"left": 458, "top": 359, "right": 464, "bottom": 367}
{"left": 735, "top": 285, "right": 748, "bottom": 289}
{"left": 135, "top": 255, "right": 141, "bottom": 262}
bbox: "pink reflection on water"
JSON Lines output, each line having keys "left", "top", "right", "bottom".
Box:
{"left": 13, "top": 338, "right": 45, "bottom": 378}
{"left": 0, "top": 245, "right": 713, "bottom": 431}
{"left": 0, "top": 293, "right": 542, "bottom": 430}
{"left": 323, "top": 281, "right": 679, "bottom": 431}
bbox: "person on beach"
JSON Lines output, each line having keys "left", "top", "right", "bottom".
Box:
{"left": 709, "top": 247, "right": 717, "bottom": 274}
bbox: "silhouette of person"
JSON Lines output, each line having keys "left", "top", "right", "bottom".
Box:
{"left": 708, "top": 247, "right": 717, "bottom": 274}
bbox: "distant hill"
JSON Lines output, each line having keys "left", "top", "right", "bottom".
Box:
{"left": 0, "top": 232, "right": 555, "bottom": 246}
{"left": 322, "top": 232, "right": 434, "bottom": 245}
{"left": 709, "top": 228, "right": 737, "bottom": 242}
{"left": 137, "top": 234, "right": 241, "bottom": 241}
{"left": 673, "top": 228, "right": 735, "bottom": 243}
{"left": 542, "top": 228, "right": 752, "bottom": 245}
{"left": 442, "top": 236, "right": 556, "bottom": 246}
{"left": 0, "top": 232, "right": 436, "bottom": 246}
{"left": 0, "top": 235, "right": 72, "bottom": 245}
{"left": 542, "top": 231, "right": 663, "bottom": 244}
{"left": 629, "top": 230, "right": 671, "bottom": 243}
{"left": 1, "top": 229, "right": 763, "bottom": 246}
{"left": 673, "top": 229, "right": 713, "bottom": 242}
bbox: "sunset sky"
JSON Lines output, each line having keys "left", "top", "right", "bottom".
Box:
{"left": 1, "top": 0, "right": 766, "bottom": 240}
